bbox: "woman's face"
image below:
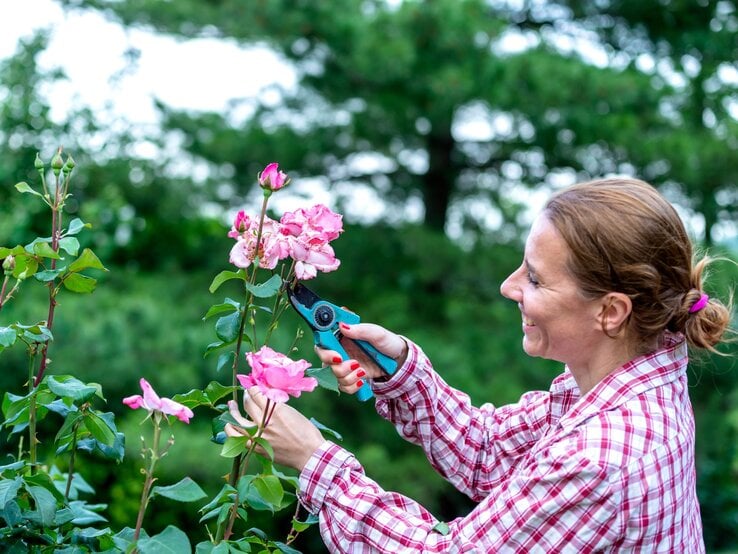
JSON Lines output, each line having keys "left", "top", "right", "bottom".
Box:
{"left": 500, "top": 214, "right": 604, "bottom": 368}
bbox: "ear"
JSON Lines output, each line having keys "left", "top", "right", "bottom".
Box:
{"left": 596, "top": 292, "right": 632, "bottom": 335}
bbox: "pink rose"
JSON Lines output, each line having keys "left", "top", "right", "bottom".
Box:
{"left": 227, "top": 210, "right": 251, "bottom": 239}
{"left": 258, "top": 162, "right": 289, "bottom": 191}
{"left": 237, "top": 346, "right": 317, "bottom": 403}
{"left": 123, "top": 378, "right": 194, "bottom": 423}
{"left": 280, "top": 204, "right": 343, "bottom": 242}
{"left": 228, "top": 217, "right": 290, "bottom": 270}
{"left": 290, "top": 239, "right": 340, "bottom": 280}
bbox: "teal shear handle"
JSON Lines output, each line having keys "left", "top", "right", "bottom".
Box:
{"left": 286, "top": 282, "right": 398, "bottom": 402}
{"left": 313, "top": 308, "right": 398, "bottom": 401}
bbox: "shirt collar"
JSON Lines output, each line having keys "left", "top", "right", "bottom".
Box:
{"left": 556, "top": 333, "right": 688, "bottom": 431}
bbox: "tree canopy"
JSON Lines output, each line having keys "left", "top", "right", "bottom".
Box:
{"left": 58, "top": 0, "right": 738, "bottom": 245}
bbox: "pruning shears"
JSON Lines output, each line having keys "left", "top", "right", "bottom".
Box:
{"left": 285, "top": 281, "right": 398, "bottom": 401}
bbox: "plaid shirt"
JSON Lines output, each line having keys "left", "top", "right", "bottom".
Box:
{"left": 299, "top": 334, "right": 705, "bottom": 553}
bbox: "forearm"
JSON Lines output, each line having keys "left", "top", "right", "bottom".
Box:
{"left": 372, "top": 340, "right": 551, "bottom": 499}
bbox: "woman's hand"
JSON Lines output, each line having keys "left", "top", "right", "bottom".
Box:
{"left": 315, "top": 322, "right": 408, "bottom": 396}
{"left": 224, "top": 388, "right": 325, "bottom": 472}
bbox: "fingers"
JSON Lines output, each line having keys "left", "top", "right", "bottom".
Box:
{"left": 228, "top": 399, "right": 257, "bottom": 430}
{"left": 314, "top": 344, "right": 366, "bottom": 394}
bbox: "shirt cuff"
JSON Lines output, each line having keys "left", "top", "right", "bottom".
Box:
{"left": 298, "top": 440, "right": 355, "bottom": 514}
{"left": 371, "top": 338, "right": 424, "bottom": 399}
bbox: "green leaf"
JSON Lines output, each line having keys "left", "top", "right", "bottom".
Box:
{"left": 252, "top": 437, "right": 274, "bottom": 461}
{"left": 62, "top": 273, "right": 97, "bottom": 293}
{"left": 137, "top": 525, "right": 191, "bottom": 554}
{"left": 15, "top": 181, "right": 43, "bottom": 197}
{"left": 66, "top": 218, "right": 90, "bottom": 236}
{"left": 12, "top": 322, "right": 53, "bottom": 343}
{"left": 54, "top": 411, "right": 84, "bottom": 444}
{"left": 291, "top": 512, "right": 319, "bottom": 533}
{"left": 58, "top": 236, "right": 80, "bottom": 256}
{"left": 221, "top": 436, "right": 249, "bottom": 458}
{"left": 244, "top": 274, "right": 283, "bottom": 298}
{"left": 216, "top": 351, "right": 234, "bottom": 373}
{"left": 209, "top": 269, "right": 247, "bottom": 293}
{"left": 47, "top": 375, "right": 98, "bottom": 403}
{"left": 26, "top": 485, "right": 57, "bottom": 527}
{"left": 271, "top": 541, "right": 302, "bottom": 554}
{"left": 11, "top": 251, "right": 38, "bottom": 279}
{"left": 172, "top": 388, "right": 208, "bottom": 408}
{"left": 34, "top": 268, "right": 64, "bottom": 282}
{"left": 67, "top": 248, "right": 106, "bottom": 273}
{"left": 0, "top": 477, "right": 22, "bottom": 506}
{"left": 268, "top": 464, "right": 299, "bottom": 490}
{"left": 251, "top": 475, "right": 284, "bottom": 508}
{"left": 2, "top": 499, "right": 22, "bottom": 527}
{"left": 68, "top": 499, "right": 108, "bottom": 525}
{"left": 83, "top": 412, "right": 117, "bottom": 446}
{"left": 76, "top": 431, "right": 126, "bottom": 462}
{"left": 306, "top": 365, "right": 340, "bottom": 394}
{"left": 204, "top": 381, "right": 235, "bottom": 404}
{"left": 0, "top": 327, "right": 17, "bottom": 348}
{"left": 31, "top": 240, "right": 61, "bottom": 260}
{"left": 203, "top": 298, "right": 240, "bottom": 320}
{"left": 308, "top": 417, "right": 343, "bottom": 442}
{"left": 152, "top": 477, "right": 207, "bottom": 502}
{"left": 215, "top": 311, "right": 242, "bottom": 342}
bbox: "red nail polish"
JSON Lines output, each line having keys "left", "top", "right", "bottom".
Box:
{"left": 356, "top": 380, "right": 364, "bottom": 388}
{"left": 332, "top": 356, "right": 343, "bottom": 363}
{"left": 350, "top": 361, "right": 360, "bottom": 370}
{"left": 340, "top": 322, "right": 351, "bottom": 330}
{"left": 356, "top": 370, "right": 366, "bottom": 378}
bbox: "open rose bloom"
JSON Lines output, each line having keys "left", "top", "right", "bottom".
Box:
{"left": 123, "top": 378, "right": 194, "bottom": 423}
{"left": 237, "top": 346, "right": 317, "bottom": 404}
{"left": 227, "top": 204, "right": 343, "bottom": 280}
{"left": 227, "top": 162, "right": 343, "bottom": 278}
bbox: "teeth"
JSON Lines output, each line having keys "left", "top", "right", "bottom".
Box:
{"left": 524, "top": 318, "right": 534, "bottom": 326}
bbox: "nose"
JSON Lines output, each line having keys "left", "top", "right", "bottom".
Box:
{"left": 500, "top": 264, "right": 523, "bottom": 302}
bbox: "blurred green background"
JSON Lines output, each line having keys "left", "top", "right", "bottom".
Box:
{"left": 2, "top": 1, "right": 738, "bottom": 551}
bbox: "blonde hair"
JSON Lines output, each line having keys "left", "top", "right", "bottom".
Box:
{"left": 544, "top": 178, "right": 733, "bottom": 353}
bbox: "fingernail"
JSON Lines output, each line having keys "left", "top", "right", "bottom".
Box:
{"left": 350, "top": 361, "right": 360, "bottom": 370}
{"left": 340, "top": 322, "right": 351, "bottom": 330}
{"left": 356, "top": 380, "right": 364, "bottom": 388}
{"left": 356, "top": 370, "right": 366, "bottom": 378}
{"left": 332, "top": 356, "right": 343, "bottom": 363}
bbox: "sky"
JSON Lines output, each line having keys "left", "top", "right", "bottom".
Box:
{"left": 0, "top": 0, "right": 296, "bottom": 125}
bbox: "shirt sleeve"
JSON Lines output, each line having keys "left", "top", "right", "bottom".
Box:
{"left": 370, "top": 340, "right": 558, "bottom": 501}
{"left": 298, "top": 439, "right": 619, "bottom": 553}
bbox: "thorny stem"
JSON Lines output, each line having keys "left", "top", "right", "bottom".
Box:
{"left": 285, "top": 502, "right": 306, "bottom": 545}
{"left": 34, "top": 165, "right": 68, "bottom": 387}
{"left": 222, "top": 399, "right": 275, "bottom": 541}
{"left": 0, "top": 275, "right": 8, "bottom": 310}
{"left": 64, "top": 419, "right": 82, "bottom": 500}
{"left": 27, "top": 351, "right": 39, "bottom": 472}
{"left": 134, "top": 414, "right": 168, "bottom": 543}
{"left": 217, "top": 193, "right": 274, "bottom": 543}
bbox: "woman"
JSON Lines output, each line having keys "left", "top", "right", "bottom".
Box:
{"left": 226, "top": 178, "right": 733, "bottom": 552}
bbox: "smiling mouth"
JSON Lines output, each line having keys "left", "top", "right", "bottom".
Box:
{"left": 523, "top": 317, "right": 535, "bottom": 327}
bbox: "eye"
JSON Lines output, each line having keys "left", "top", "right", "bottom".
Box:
{"left": 527, "top": 270, "right": 540, "bottom": 286}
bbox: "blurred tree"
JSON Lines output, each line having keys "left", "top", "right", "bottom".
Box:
{"left": 58, "top": 0, "right": 738, "bottom": 246}
{"left": 538, "top": 0, "right": 738, "bottom": 244}
{"left": 50, "top": 0, "right": 662, "bottom": 237}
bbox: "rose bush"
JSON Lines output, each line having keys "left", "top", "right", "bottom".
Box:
{"left": 0, "top": 154, "right": 343, "bottom": 552}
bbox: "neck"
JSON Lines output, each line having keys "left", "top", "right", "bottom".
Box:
{"left": 569, "top": 338, "right": 639, "bottom": 396}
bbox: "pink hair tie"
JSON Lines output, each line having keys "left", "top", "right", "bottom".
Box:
{"left": 689, "top": 293, "right": 709, "bottom": 314}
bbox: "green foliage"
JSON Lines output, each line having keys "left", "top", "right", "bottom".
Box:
{"left": 3, "top": 1, "right": 738, "bottom": 549}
